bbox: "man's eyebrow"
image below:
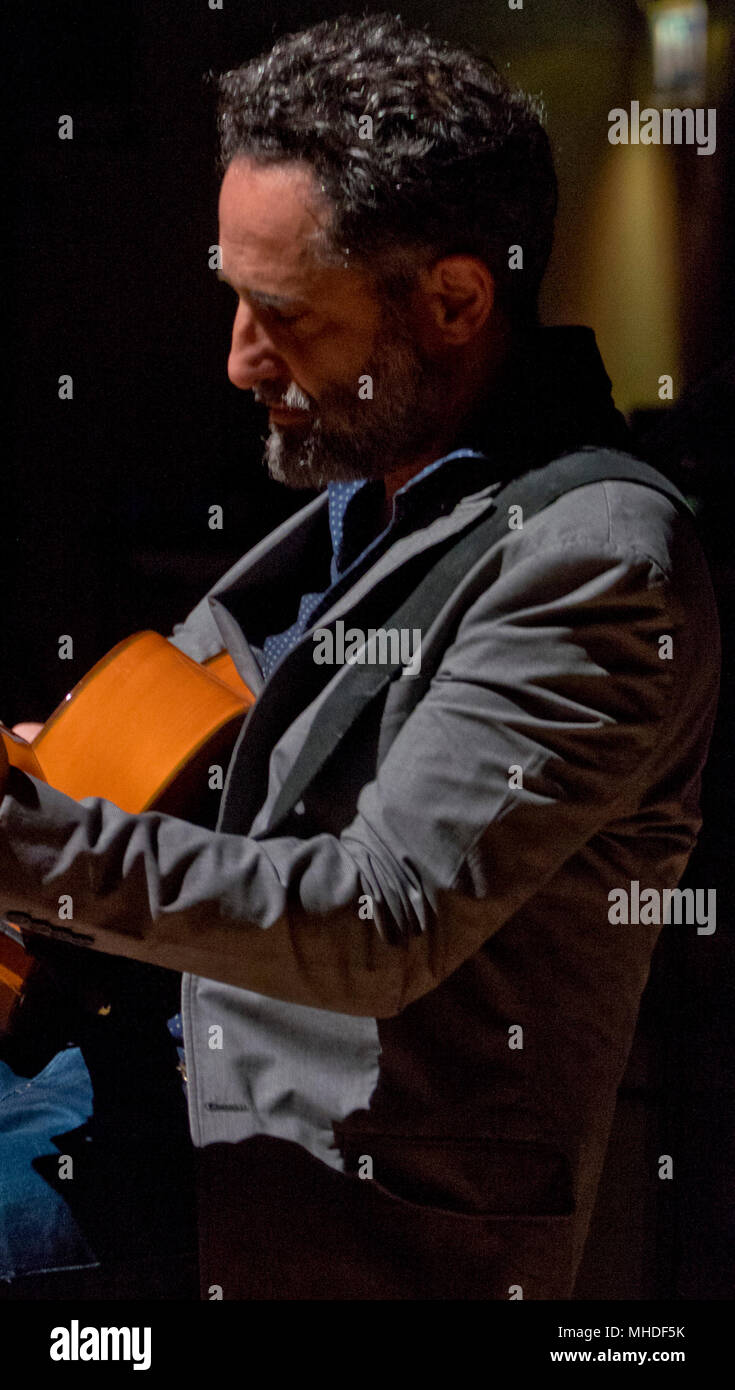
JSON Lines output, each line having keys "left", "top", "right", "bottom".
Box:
{"left": 215, "top": 271, "right": 303, "bottom": 309}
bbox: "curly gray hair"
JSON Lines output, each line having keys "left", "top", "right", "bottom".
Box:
{"left": 217, "top": 13, "right": 557, "bottom": 322}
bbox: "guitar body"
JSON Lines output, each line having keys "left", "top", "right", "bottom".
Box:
{"left": 0, "top": 631, "right": 254, "bottom": 1038}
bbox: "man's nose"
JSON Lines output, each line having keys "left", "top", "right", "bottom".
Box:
{"left": 227, "top": 299, "right": 285, "bottom": 391}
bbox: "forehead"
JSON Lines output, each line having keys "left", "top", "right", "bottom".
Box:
{"left": 218, "top": 157, "right": 333, "bottom": 290}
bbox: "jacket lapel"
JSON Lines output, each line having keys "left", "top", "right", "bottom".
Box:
{"left": 205, "top": 492, "right": 330, "bottom": 696}
{"left": 216, "top": 476, "right": 503, "bottom": 833}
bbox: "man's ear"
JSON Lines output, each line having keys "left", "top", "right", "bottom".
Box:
{"left": 418, "top": 255, "right": 495, "bottom": 346}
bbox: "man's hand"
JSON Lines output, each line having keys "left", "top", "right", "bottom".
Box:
{"left": 0, "top": 723, "right": 46, "bottom": 785}
{"left": 12, "top": 723, "right": 44, "bottom": 742}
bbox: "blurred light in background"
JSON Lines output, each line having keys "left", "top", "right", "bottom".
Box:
{"left": 648, "top": 0, "right": 709, "bottom": 102}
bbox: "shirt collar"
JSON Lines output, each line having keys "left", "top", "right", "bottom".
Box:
{"left": 327, "top": 448, "right": 491, "bottom": 576}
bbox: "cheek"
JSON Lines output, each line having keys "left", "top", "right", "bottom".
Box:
{"left": 275, "top": 300, "right": 380, "bottom": 397}
{"left": 316, "top": 321, "right": 378, "bottom": 383}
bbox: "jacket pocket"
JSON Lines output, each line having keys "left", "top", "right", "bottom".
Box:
{"left": 333, "top": 1129, "right": 575, "bottom": 1217}
{"left": 330, "top": 1131, "right": 579, "bottom": 1298}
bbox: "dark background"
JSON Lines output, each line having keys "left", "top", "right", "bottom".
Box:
{"left": 5, "top": 0, "right": 734, "bottom": 1299}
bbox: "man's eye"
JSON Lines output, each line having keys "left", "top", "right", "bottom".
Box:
{"left": 267, "top": 307, "right": 306, "bottom": 326}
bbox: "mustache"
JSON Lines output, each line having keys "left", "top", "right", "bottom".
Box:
{"left": 253, "top": 381, "right": 313, "bottom": 413}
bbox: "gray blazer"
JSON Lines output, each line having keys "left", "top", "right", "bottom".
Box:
{"left": 0, "top": 454, "right": 720, "bottom": 1298}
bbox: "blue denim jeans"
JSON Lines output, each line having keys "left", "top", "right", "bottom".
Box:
{"left": 0, "top": 1047, "right": 98, "bottom": 1279}
{"left": 0, "top": 1042, "right": 197, "bottom": 1291}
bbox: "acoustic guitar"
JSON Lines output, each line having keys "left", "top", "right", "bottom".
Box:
{"left": 0, "top": 630, "right": 254, "bottom": 1038}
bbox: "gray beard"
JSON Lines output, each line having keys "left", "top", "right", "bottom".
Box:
{"left": 261, "top": 323, "right": 447, "bottom": 491}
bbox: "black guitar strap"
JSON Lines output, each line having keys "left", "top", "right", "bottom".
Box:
{"left": 267, "top": 448, "right": 693, "bottom": 832}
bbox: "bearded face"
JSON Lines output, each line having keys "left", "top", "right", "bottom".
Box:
{"left": 219, "top": 162, "right": 483, "bottom": 491}
{"left": 256, "top": 300, "right": 450, "bottom": 491}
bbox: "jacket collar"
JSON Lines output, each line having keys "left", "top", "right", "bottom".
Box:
{"left": 455, "top": 325, "right": 631, "bottom": 471}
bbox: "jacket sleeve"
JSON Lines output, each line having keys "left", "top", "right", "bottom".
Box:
{"left": 0, "top": 538, "right": 687, "bottom": 1018}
